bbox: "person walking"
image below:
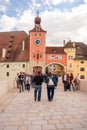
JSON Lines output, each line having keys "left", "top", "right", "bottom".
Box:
{"left": 66, "top": 73, "right": 70, "bottom": 91}
{"left": 70, "top": 73, "right": 75, "bottom": 91}
{"left": 62, "top": 71, "right": 67, "bottom": 91}
{"left": 45, "top": 72, "right": 57, "bottom": 101}
{"left": 74, "top": 74, "right": 79, "bottom": 90}
{"left": 25, "top": 74, "right": 31, "bottom": 91}
{"left": 54, "top": 73, "right": 58, "bottom": 88}
{"left": 18, "top": 72, "right": 24, "bottom": 93}
{"left": 32, "top": 71, "right": 43, "bottom": 101}
{"left": 15, "top": 73, "right": 20, "bottom": 88}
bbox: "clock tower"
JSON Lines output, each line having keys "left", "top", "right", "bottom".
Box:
{"left": 29, "top": 12, "right": 47, "bottom": 74}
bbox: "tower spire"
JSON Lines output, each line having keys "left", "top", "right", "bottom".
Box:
{"left": 35, "top": 11, "right": 41, "bottom": 25}
{"left": 37, "top": 11, "right": 39, "bottom": 17}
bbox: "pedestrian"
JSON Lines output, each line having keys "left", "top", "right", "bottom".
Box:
{"left": 70, "top": 73, "right": 75, "bottom": 91}
{"left": 15, "top": 73, "right": 20, "bottom": 88}
{"left": 32, "top": 71, "right": 43, "bottom": 101}
{"left": 18, "top": 72, "right": 24, "bottom": 93}
{"left": 54, "top": 73, "right": 58, "bottom": 88}
{"left": 66, "top": 73, "right": 70, "bottom": 91}
{"left": 31, "top": 71, "right": 36, "bottom": 88}
{"left": 74, "top": 74, "right": 79, "bottom": 90}
{"left": 25, "top": 74, "right": 31, "bottom": 91}
{"left": 62, "top": 71, "right": 67, "bottom": 91}
{"left": 45, "top": 72, "right": 57, "bottom": 101}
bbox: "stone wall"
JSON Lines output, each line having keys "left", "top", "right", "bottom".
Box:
{"left": 0, "top": 80, "right": 15, "bottom": 98}
{"left": 79, "top": 80, "right": 87, "bottom": 92}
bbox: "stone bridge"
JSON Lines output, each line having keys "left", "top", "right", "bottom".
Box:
{"left": 0, "top": 78, "right": 87, "bottom": 130}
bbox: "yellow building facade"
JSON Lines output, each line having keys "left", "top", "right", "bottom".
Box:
{"left": 64, "top": 41, "right": 87, "bottom": 80}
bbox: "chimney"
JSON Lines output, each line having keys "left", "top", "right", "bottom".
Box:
{"left": 22, "top": 40, "right": 25, "bottom": 51}
{"left": 2, "top": 48, "right": 6, "bottom": 58}
{"left": 73, "top": 42, "right": 75, "bottom": 47}
{"left": 63, "top": 40, "right": 65, "bottom": 46}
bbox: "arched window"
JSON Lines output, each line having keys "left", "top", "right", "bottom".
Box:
{"left": 81, "top": 61, "right": 84, "bottom": 64}
{"left": 80, "top": 67, "right": 85, "bottom": 71}
{"left": 80, "top": 75, "right": 85, "bottom": 79}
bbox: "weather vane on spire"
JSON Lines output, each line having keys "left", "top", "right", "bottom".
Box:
{"left": 37, "top": 10, "right": 39, "bottom": 16}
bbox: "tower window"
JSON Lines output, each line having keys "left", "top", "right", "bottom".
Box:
{"left": 49, "top": 55, "right": 54, "bottom": 59}
{"left": 68, "top": 56, "right": 73, "bottom": 60}
{"left": 56, "top": 55, "right": 62, "bottom": 60}
{"left": 7, "top": 72, "right": 9, "bottom": 77}
{"left": 69, "top": 63, "right": 72, "bottom": 67}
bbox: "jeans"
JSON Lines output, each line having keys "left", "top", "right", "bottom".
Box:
{"left": 47, "top": 86, "right": 54, "bottom": 101}
{"left": 34, "top": 85, "right": 42, "bottom": 101}
{"left": 70, "top": 83, "right": 75, "bottom": 91}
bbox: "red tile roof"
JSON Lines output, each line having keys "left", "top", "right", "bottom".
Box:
{"left": 46, "top": 46, "right": 66, "bottom": 54}
{"left": 0, "top": 31, "right": 29, "bottom": 62}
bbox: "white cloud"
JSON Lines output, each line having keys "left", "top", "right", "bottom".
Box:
{"left": 5, "top": 0, "right": 10, "bottom": 2}
{"left": 0, "top": 5, "right": 6, "bottom": 12}
{"left": 0, "top": 15, "right": 17, "bottom": 31}
{"left": 0, "top": 0, "right": 10, "bottom": 12}
{"left": 15, "top": 10, "right": 34, "bottom": 31}
{"left": 31, "top": 0, "right": 41, "bottom": 10}
{"left": 43, "top": 0, "right": 75, "bottom": 6}
{"left": 51, "top": 0, "right": 67, "bottom": 5}
{"left": 40, "top": 2, "right": 87, "bottom": 45}
{"left": 0, "top": 0, "right": 87, "bottom": 46}
{"left": 84, "top": 0, "right": 87, "bottom": 3}
{"left": 69, "top": 0, "right": 75, "bottom": 3}
{"left": 0, "top": 0, "right": 10, "bottom": 3}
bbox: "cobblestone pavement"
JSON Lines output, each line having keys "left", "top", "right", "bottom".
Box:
{"left": 0, "top": 82, "right": 87, "bottom": 130}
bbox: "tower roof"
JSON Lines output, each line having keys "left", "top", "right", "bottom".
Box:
{"left": 34, "top": 11, "right": 41, "bottom": 25}
{"left": 29, "top": 12, "right": 46, "bottom": 32}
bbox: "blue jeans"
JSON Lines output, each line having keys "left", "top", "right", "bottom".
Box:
{"left": 70, "top": 83, "right": 75, "bottom": 91}
{"left": 47, "top": 86, "right": 54, "bottom": 101}
{"left": 34, "top": 85, "right": 42, "bottom": 101}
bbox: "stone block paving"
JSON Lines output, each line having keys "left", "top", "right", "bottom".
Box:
{"left": 0, "top": 82, "right": 87, "bottom": 130}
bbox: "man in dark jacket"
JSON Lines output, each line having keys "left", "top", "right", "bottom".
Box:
{"left": 32, "top": 71, "right": 43, "bottom": 101}
{"left": 45, "top": 72, "right": 57, "bottom": 101}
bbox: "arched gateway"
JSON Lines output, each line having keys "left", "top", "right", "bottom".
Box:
{"left": 33, "top": 66, "right": 42, "bottom": 73}
{"left": 46, "top": 62, "right": 65, "bottom": 76}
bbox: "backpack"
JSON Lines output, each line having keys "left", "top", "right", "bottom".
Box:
{"left": 48, "top": 77, "right": 54, "bottom": 85}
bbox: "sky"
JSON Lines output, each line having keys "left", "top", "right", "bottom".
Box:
{"left": 0, "top": 0, "right": 87, "bottom": 46}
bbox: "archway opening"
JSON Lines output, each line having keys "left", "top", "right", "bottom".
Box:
{"left": 45, "top": 63, "right": 65, "bottom": 76}
{"left": 33, "top": 66, "right": 42, "bottom": 73}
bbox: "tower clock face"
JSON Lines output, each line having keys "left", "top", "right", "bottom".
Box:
{"left": 35, "top": 39, "right": 41, "bottom": 45}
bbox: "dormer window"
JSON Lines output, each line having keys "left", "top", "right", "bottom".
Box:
{"left": 52, "top": 48, "right": 56, "bottom": 53}
{"left": 7, "top": 64, "right": 9, "bottom": 68}
{"left": 11, "top": 35, "right": 14, "bottom": 38}
{"left": 76, "top": 45, "right": 80, "bottom": 49}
